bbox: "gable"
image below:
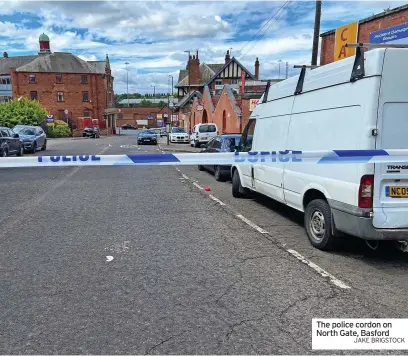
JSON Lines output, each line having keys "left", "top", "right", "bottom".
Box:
{"left": 207, "top": 58, "right": 255, "bottom": 85}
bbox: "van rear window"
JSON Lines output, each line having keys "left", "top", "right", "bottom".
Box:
{"left": 199, "top": 125, "right": 216, "bottom": 133}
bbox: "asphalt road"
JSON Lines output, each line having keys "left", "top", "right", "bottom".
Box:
{"left": 1, "top": 134, "right": 407, "bottom": 355}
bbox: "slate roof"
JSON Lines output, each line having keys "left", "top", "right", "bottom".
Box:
{"left": 0, "top": 55, "right": 36, "bottom": 75}
{"left": 16, "top": 52, "right": 105, "bottom": 73}
{"left": 87, "top": 60, "right": 106, "bottom": 74}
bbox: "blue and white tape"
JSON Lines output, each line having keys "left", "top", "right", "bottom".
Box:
{"left": 1, "top": 150, "right": 408, "bottom": 168}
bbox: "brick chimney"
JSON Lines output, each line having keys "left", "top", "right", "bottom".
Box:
{"left": 188, "top": 50, "right": 200, "bottom": 86}
{"left": 254, "top": 57, "right": 259, "bottom": 80}
{"left": 225, "top": 50, "right": 231, "bottom": 64}
{"left": 3, "top": 52, "right": 8, "bottom": 58}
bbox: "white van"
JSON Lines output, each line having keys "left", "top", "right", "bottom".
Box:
{"left": 190, "top": 123, "right": 218, "bottom": 147}
{"left": 230, "top": 47, "right": 408, "bottom": 250}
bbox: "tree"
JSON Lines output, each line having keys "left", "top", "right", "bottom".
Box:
{"left": 0, "top": 97, "right": 48, "bottom": 128}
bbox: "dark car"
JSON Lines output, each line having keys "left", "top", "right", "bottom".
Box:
{"left": 0, "top": 127, "right": 24, "bottom": 157}
{"left": 121, "top": 124, "right": 137, "bottom": 130}
{"left": 137, "top": 130, "right": 157, "bottom": 145}
{"left": 13, "top": 125, "right": 47, "bottom": 153}
{"left": 198, "top": 134, "right": 241, "bottom": 181}
{"left": 83, "top": 127, "right": 100, "bottom": 138}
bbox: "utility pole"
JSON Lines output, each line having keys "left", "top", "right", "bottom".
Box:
{"left": 125, "top": 62, "right": 129, "bottom": 107}
{"left": 286, "top": 61, "right": 289, "bottom": 79}
{"left": 151, "top": 85, "right": 155, "bottom": 99}
{"left": 167, "top": 76, "right": 170, "bottom": 145}
{"left": 278, "top": 60, "right": 282, "bottom": 78}
{"left": 311, "top": 0, "right": 322, "bottom": 66}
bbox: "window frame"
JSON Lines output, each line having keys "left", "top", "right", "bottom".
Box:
{"left": 30, "top": 91, "right": 38, "bottom": 100}
{"left": 83, "top": 109, "right": 90, "bottom": 117}
{"left": 29, "top": 74, "right": 36, "bottom": 84}
{"left": 81, "top": 75, "right": 88, "bottom": 84}
{"left": 82, "top": 91, "right": 89, "bottom": 102}
{"left": 56, "top": 74, "right": 63, "bottom": 83}
{"left": 57, "top": 91, "right": 64, "bottom": 102}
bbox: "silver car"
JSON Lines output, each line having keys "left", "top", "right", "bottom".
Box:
{"left": 13, "top": 125, "right": 47, "bottom": 153}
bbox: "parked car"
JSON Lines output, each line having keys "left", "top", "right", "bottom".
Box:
{"left": 83, "top": 127, "right": 100, "bottom": 138}
{"left": 13, "top": 125, "right": 47, "bottom": 153}
{"left": 198, "top": 134, "right": 241, "bottom": 181}
{"left": 160, "top": 128, "right": 167, "bottom": 137}
{"left": 121, "top": 124, "right": 137, "bottom": 130}
{"left": 0, "top": 127, "right": 24, "bottom": 157}
{"left": 169, "top": 127, "right": 189, "bottom": 143}
{"left": 190, "top": 123, "right": 218, "bottom": 147}
{"left": 137, "top": 130, "right": 157, "bottom": 145}
{"left": 231, "top": 47, "right": 408, "bottom": 251}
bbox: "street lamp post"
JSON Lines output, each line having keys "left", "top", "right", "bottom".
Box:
{"left": 125, "top": 62, "right": 129, "bottom": 107}
{"left": 278, "top": 60, "right": 282, "bottom": 79}
{"left": 151, "top": 85, "right": 155, "bottom": 99}
{"left": 184, "top": 50, "right": 191, "bottom": 130}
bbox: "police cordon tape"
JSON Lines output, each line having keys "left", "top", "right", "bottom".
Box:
{"left": 2, "top": 149, "right": 408, "bottom": 168}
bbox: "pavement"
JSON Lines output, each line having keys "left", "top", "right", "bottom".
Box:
{"left": 1, "top": 134, "right": 408, "bottom": 355}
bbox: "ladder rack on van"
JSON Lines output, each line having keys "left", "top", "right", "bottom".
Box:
{"left": 346, "top": 43, "right": 408, "bottom": 83}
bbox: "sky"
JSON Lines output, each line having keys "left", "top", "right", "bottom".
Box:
{"left": 0, "top": 0, "right": 406, "bottom": 94}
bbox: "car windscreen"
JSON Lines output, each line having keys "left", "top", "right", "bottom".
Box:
{"left": 142, "top": 131, "right": 155, "bottom": 135}
{"left": 172, "top": 128, "right": 186, "bottom": 133}
{"left": 198, "top": 125, "right": 216, "bottom": 133}
{"left": 17, "top": 128, "right": 36, "bottom": 135}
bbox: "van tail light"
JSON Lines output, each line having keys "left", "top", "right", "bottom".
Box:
{"left": 358, "top": 174, "right": 374, "bottom": 208}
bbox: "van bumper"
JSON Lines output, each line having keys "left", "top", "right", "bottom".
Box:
{"left": 329, "top": 200, "right": 408, "bottom": 240}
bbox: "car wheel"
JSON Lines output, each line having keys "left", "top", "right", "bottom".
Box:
{"left": 304, "top": 199, "right": 337, "bottom": 251}
{"left": 31, "top": 142, "right": 37, "bottom": 154}
{"left": 198, "top": 165, "right": 205, "bottom": 171}
{"left": 41, "top": 140, "right": 47, "bottom": 151}
{"left": 83, "top": 134, "right": 86, "bottom": 137}
{"left": 17, "top": 144, "right": 24, "bottom": 156}
{"left": 194, "top": 141, "right": 200, "bottom": 148}
{"left": 232, "top": 169, "right": 247, "bottom": 198}
{"left": 2, "top": 148, "right": 8, "bottom": 157}
{"left": 214, "top": 166, "right": 225, "bottom": 182}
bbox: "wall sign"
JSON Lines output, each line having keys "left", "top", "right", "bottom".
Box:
{"left": 334, "top": 22, "right": 358, "bottom": 61}
{"left": 370, "top": 22, "right": 408, "bottom": 45}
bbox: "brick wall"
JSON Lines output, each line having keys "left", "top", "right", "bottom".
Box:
{"left": 10, "top": 69, "right": 108, "bottom": 123}
{"left": 116, "top": 106, "right": 172, "bottom": 128}
{"left": 320, "top": 6, "right": 408, "bottom": 65}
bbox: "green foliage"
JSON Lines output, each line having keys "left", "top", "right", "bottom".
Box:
{"left": 47, "top": 122, "right": 71, "bottom": 138}
{"left": 0, "top": 97, "right": 48, "bottom": 128}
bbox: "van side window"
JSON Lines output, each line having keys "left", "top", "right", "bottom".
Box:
{"left": 240, "top": 119, "right": 256, "bottom": 152}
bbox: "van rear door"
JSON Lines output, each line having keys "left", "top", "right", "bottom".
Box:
{"left": 373, "top": 102, "right": 408, "bottom": 229}
{"left": 373, "top": 49, "right": 408, "bottom": 229}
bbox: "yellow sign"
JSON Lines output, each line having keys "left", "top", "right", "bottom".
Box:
{"left": 334, "top": 22, "right": 358, "bottom": 61}
{"left": 157, "top": 114, "right": 162, "bottom": 120}
{"left": 249, "top": 99, "right": 259, "bottom": 112}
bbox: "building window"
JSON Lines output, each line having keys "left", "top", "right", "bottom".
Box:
{"left": 58, "top": 110, "right": 65, "bottom": 120}
{"left": 30, "top": 91, "right": 38, "bottom": 100}
{"left": 57, "top": 91, "right": 64, "bottom": 102}
{"left": 56, "top": 74, "right": 62, "bottom": 83}
{"left": 215, "top": 80, "right": 222, "bottom": 85}
{"left": 82, "top": 91, "right": 89, "bottom": 102}
{"left": 232, "top": 79, "right": 238, "bottom": 84}
{"left": 0, "top": 78, "right": 10, "bottom": 85}
{"left": 83, "top": 109, "right": 90, "bottom": 117}
{"left": 81, "top": 75, "right": 88, "bottom": 84}
{"left": 29, "top": 74, "right": 36, "bottom": 83}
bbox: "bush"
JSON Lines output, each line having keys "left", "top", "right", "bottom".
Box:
{"left": 47, "top": 124, "right": 71, "bottom": 138}
{"left": 0, "top": 97, "right": 48, "bottom": 128}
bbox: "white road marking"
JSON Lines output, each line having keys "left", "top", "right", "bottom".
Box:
{"left": 287, "top": 249, "right": 351, "bottom": 289}
{"left": 175, "top": 167, "right": 181, "bottom": 172}
{"left": 174, "top": 166, "right": 350, "bottom": 290}
{"left": 106, "top": 256, "right": 114, "bottom": 262}
{"left": 209, "top": 194, "right": 226, "bottom": 206}
{"left": 236, "top": 214, "right": 269, "bottom": 234}
{"left": 192, "top": 182, "right": 203, "bottom": 190}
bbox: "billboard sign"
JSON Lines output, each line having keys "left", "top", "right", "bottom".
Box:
{"left": 334, "top": 22, "right": 358, "bottom": 61}
{"left": 46, "top": 115, "right": 54, "bottom": 123}
{"left": 137, "top": 119, "right": 148, "bottom": 125}
{"left": 370, "top": 22, "right": 408, "bottom": 45}
{"left": 157, "top": 120, "right": 163, "bottom": 127}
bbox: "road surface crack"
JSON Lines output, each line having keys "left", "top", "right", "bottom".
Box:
{"left": 145, "top": 331, "right": 186, "bottom": 355}
{"left": 224, "top": 314, "right": 268, "bottom": 341}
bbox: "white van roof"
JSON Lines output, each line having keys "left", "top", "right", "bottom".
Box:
{"left": 263, "top": 48, "right": 397, "bottom": 102}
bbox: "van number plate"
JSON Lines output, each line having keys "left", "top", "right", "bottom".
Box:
{"left": 385, "top": 186, "right": 408, "bottom": 198}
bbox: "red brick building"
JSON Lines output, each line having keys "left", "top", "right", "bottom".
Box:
{"left": 1, "top": 33, "right": 115, "bottom": 135}
{"left": 174, "top": 50, "right": 271, "bottom": 133}
{"left": 116, "top": 106, "right": 173, "bottom": 129}
{"left": 320, "top": 4, "right": 408, "bottom": 65}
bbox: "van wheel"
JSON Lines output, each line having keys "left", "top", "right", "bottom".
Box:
{"left": 232, "top": 169, "right": 247, "bottom": 198}
{"left": 305, "top": 199, "right": 336, "bottom": 250}
{"left": 198, "top": 165, "right": 205, "bottom": 171}
{"left": 194, "top": 141, "right": 200, "bottom": 148}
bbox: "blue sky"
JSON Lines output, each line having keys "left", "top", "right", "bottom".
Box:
{"left": 0, "top": 0, "right": 406, "bottom": 94}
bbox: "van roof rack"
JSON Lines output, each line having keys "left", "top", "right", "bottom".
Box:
{"left": 293, "top": 65, "right": 320, "bottom": 96}
{"left": 262, "top": 79, "right": 271, "bottom": 103}
{"left": 346, "top": 43, "right": 408, "bottom": 82}
{"left": 346, "top": 43, "right": 408, "bottom": 49}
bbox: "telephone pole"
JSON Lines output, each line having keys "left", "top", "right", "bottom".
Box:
{"left": 286, "top": 61, "right": 289, "bottom": 79}
{"left": 311, "top": 0, "right": 322, "bottom": 66}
